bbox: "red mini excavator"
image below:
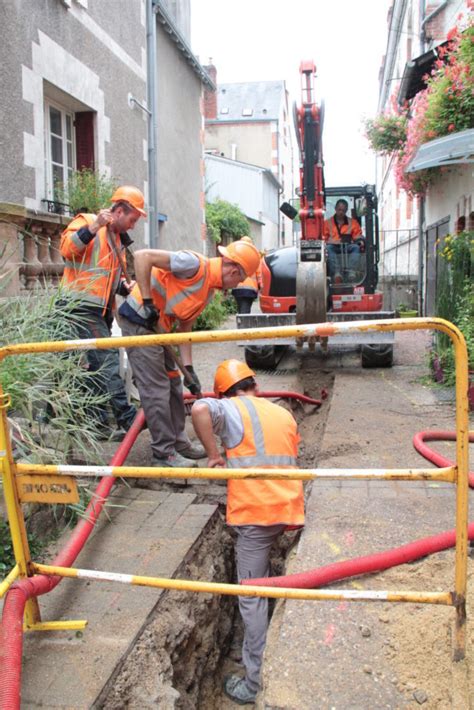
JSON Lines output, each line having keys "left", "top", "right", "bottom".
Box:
{"left": 238, "top": 61, "right": 394, "bottom": 369}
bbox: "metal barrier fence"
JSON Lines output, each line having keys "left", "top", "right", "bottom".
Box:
{"left": 0, "top": 318, "right": 470, "bottom": 661}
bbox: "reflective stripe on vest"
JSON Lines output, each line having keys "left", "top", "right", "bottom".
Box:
{"left": 227, "top": 397, "right": 297, "bottom": 468}
{"left": 60, "top": 214, "right": 123, "bottom": 314}
{"left": 125, "top": 254, "right": 209, "bottom": 328}
{"left": 225, "top": 396, "right": 304, "bottom": 527}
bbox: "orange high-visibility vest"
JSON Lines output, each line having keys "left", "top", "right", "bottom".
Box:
{"left": 125, "top": 253, "right": 221, "bottom": 332}
{"left": 60, "top": 214, "right": 125, "bottom": 314}
{"left": 323, "top": 217, "right": 362, "bottom": 243}
{"left": 225, "top": 396, "right": 304, "bottom": 527}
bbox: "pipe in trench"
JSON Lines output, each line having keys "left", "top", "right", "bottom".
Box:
{"left": 243, "top": 431, "right": 474, "bottom": 588}
{"left": 0, "top": 410, "right": 146, "bottom": 710}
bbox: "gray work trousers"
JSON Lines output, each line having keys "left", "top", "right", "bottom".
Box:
{"left": 119, "top": 317, "right": 191, "bottom": 458}
{"left": 234, "top": 524, "right": 286, "bottom": 693}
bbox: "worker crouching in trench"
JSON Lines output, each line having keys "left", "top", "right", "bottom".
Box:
{"left": 192, "top": 359, "right": 305, "bottom": 705}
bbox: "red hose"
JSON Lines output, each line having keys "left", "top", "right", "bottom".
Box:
{"left": 184, "top": 390, "right": 326, "bottom": 406}
{"left": 243, "top": 522, "right": 474, "bottom": 588}
{"left": 412, "top": 430, "right": 474, "bottom": 486}
{"left": 243, "top": 430, "right": 474, "bottom": 588}
{"left": 0, "top": 410, "right": 145, "bottom": 710}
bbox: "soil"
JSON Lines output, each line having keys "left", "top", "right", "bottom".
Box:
{"left": 377, "top": 552, "right": 473, "bottom": 709}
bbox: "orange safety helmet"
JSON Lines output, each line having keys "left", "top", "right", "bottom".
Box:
{"left": 214, "top": 359, "right": 256, "bottom": 396}
{"left": 111, "top": 185, "right": 147, "bottom": 217}
{"left": 240, "top": 236, "right": 253, "bottom": 243}
{"left": 218, "top": 239, "right": 260, "bottom": 277}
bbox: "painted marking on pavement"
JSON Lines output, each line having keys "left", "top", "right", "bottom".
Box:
{"left": 323, "top": 623, "right": 336, "bottom": 645}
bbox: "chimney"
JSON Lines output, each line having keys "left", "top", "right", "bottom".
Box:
{"left": 203, "top": 60, "right": 217, "bottom": 120}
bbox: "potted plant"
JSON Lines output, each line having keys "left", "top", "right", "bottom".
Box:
{"left": 396, "top": 303, "right": 418, "bottom": 318}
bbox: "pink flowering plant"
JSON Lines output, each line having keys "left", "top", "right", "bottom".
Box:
{"left": 364, "top": 113, "right": 408, "bottom": 155}
{"left": 366, "top": 14, "right": 474, "bottom": 197}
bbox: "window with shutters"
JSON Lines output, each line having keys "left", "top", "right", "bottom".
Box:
{"left": 44, "top": 98, "right": 95, "bottom": 202}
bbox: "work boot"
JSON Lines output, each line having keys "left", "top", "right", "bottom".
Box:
{"left": 223, "top": 675, "right": 257, "bottom": 705}
{"left": 152, "top": 451, "right": 198, "bottom": 468}
{"left": 176, "top": 442, "right": 207, "bottom": 460}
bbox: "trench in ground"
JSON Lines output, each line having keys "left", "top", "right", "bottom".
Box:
{"left": 96, "top": 359, "right": 334, "bottom": 709}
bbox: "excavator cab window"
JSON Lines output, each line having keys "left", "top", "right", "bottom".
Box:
{"left": 325, "top": 194, "right": 367, "bottom": 288}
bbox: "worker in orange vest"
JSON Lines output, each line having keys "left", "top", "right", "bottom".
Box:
{"left": 118, "top": 240, "right": 261, "bottom": 469}
{"left": 191, "top": 359, "right": 304, "bottom": 704}
{"left": 323, "top": 198, "right": 365, "bottom": 284}
{"left": 60, "top": 185, "right": 146, "bottom": 439}
{"left": 231, "top": 237, "right": 262, "bottom": 314}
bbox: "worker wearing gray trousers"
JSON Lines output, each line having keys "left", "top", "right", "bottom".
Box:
{"left": 118, "top": 240, "right": 261, "bottom": 468}
{"left": 191, "top": 359, "right": 305, "bottom": 705}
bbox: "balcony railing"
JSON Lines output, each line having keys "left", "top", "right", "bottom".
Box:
{"left": 0, "top": 203, "right": 70, "bottom": 296}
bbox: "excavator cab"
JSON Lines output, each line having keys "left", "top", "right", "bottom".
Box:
{"left": 324, "top": 184, "right": 381, "bottom": 311}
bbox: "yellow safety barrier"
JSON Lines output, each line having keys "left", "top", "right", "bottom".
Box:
{"left": 0, "top": 317, "right": 470, "bottom": 661}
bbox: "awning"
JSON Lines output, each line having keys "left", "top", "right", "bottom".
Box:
{"left": 398, "top": 41, "right": 448, "bottom": 105}
{"left": 405, "top": 129, "right": 474, "bottom": 172}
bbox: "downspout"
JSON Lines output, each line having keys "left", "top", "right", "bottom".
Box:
{"left": 415, "top": 0, "right": 446, "bottom": 314}
{"left": 378, "top": 0, "right": 409, "bottom": 112}
{"left": 147, "top": 0, "right": 159, "bottom": 247}
{"left": 417, "top": 196, "right": 425, "bottom": 315}
{"left": 276, "top": 119, "right": 281, "bottom": 247}
{"left": 421, "top": 0, "right": 448, "bottom": 46}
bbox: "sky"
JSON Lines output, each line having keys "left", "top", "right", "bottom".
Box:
{"left": 191, "top": 0, "right": 392, "bottom": 186}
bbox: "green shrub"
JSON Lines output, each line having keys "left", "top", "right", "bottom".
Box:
{"left": 434, "top": 231, "right": 473, "bottom": 385}
{"left": 55, "top": 169, "right": 117, "bottom": 215}
{"left": 193, "top": 291, "right": 234, "bottom": 330}
{"left": 0, "top": 517, "right": 43, "bottom": 573}
{"left": 205, "top": 200, "right": 250, "bottom": 243}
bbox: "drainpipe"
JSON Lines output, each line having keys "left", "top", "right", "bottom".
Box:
{"left": 378, "top": 0, "right": 409, "bottom": 112}
{"left": 276, "top": 119, "right": 281, "bottom": 247}
{"left": 416, "top": 0, "right": 448, "bottom": 315}
{"left": 147, "top": 0, "right": 159, "bottom": 247}
{"left": 421, "top": 0, "right": 448, "bottom": 46}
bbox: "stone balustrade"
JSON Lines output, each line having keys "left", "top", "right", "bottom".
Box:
{"left": 0, "top": 203, "right": 70, "bottom": 296}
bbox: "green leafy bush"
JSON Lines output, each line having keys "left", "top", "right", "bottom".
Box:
{"left": 55, "top": 169, "right": 117, "bottom": 215}
{"left": 205, "top": 200, "right": 250, "bottom": 243}
{"left": 433, "top": 230, "right": 473, "bottom": 385}
{"left": 193, "top": 291, "right": 234, "bottom": 330}
{"left": 0, "top": 519, "right": 14, "bottom": 573}
{"left": 0, "top": 517, "right": 43, "bottom": 573}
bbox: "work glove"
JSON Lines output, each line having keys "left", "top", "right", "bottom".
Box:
{"left": 142, "top": 298, "right": 159, "bottom": 331}
{"left": 355, "top": 238, "right": 366, "bottom": 253}
{"left": 184, "top": 365, "right": 202, "bottom": 396}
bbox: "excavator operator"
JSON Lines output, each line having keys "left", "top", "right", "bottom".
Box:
{"left": 323, "top": 198, "right": 365, "bottom": 284}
